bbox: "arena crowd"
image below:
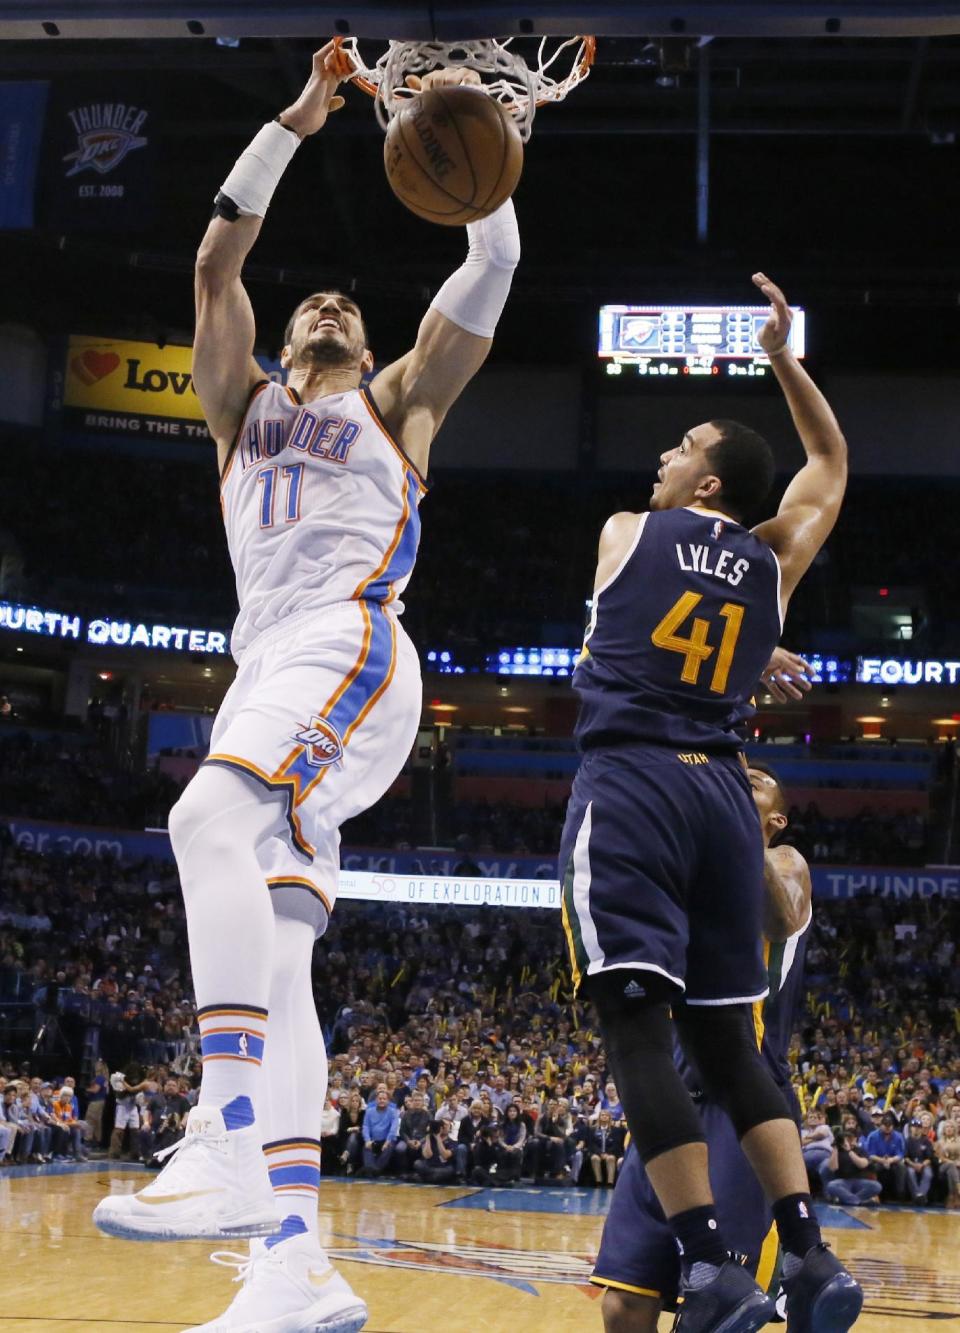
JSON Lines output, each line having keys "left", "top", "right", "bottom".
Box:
{"left": 1, "top": 836, "right": 959, "bottom": 1202}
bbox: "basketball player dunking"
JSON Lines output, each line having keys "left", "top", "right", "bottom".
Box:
{"left": 92, "top": 43, "right": 519, "bottom": 1333}
{"left": 560, "top": 275, "right": 862, "bottom": 1333}
{"left": 592, "top": 763, "right": 813, "bottom": 1331}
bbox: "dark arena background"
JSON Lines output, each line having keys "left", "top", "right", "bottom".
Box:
{"left": 1, "top": 3, "right": 959, "bottom": 1330}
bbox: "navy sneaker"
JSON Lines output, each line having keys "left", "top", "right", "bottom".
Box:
{"left": 673, "top": 1259, "right": 777, "bottom": 1333}
{"left": 783, "top": 1243, "right": 863, "bottom": 1333}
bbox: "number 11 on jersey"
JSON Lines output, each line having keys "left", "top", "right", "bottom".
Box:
{"left": 257, "top": 462, "right": 304, "bottom": 529}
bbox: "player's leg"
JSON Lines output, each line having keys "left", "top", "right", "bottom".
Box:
{"left": 184, "top": 837, "right": 367, "bottom": 1333}
{"left": 679, "top": 757, "right": 862, "bottom": 1333}
{"left": 181, "top": 603, "right": 418, "bottom": 1324}
{"left": 601, "top": 1290, "right": 662, "bottom": 1333}
{"left": 93, "top": 655, "right": 295, "bottom": 1243}
{"left": 564, "top": 750, "right": 779, "bottom": 1332}
{"left": 590, "top": 1145, "right": 673, "bottom": 1332}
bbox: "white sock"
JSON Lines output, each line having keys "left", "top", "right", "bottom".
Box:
{"left": 169, "top": 764, "right": 286, "bottom": 1116}
{"left": 260, "top": 914, "right": 327, "bottom": 1244}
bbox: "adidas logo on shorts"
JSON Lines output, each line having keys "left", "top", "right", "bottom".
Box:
{"left": 623, "top": 979, "right": 647, "bottom": 999}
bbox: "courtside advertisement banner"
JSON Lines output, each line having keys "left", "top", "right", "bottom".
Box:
{"left": 3, "top": 819, "right": 956, "bottom": 903}
{"left": 60, "top": 334, "right": 283, "bottom": 441}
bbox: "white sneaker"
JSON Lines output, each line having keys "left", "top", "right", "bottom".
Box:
{"left": 93, "top": 1106, "right": 281, "bottom": 1242}
{"left": 183, "top": 1232, "right": 368, "bottom": 1332}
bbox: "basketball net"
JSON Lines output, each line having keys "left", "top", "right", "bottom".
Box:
{"left": 334, "top": 35, "right": 595, "bottom": 141}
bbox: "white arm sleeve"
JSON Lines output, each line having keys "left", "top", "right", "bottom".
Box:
{"left": 429, "top": 198, "right": 520, "bottom": 339}
{"left": 219, "top": 120, "right": 300, "bottom": 218}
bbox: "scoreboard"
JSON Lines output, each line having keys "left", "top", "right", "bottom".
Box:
{"left": 598, "top": 304, "right": 806, "bottom": 379}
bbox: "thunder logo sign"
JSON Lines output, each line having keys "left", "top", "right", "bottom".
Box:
{"left": 62, "top": 103, "right": 149, "bottom": 178}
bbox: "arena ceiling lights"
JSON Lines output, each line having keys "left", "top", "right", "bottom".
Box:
{"left": 2, "top": 0, "right": 960, "bottom": 40}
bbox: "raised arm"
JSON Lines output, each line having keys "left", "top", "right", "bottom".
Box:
{"left": 193, "top": 41, "right": 346, "bottom": 468}
{"left": 750, "top": 273, "right": 848, "bottom": 610}
{"left": 369, "top": 74, "right": 520, "bottom": 476}
{"left": 762, "top": 843, "right": 812, "bottom": 943}
{"left": 194, "top": 215, "right": 263, "bottom": 465}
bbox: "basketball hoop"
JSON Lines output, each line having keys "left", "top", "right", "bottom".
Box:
{"left": 334, "top": 35, "right": 596, "bottom": 142}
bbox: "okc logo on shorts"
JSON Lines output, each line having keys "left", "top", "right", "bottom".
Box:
{"left": 293, "top": 716, "right": 344, "bottom": 769}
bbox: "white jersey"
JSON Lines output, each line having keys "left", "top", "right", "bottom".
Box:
{"left": 220, "top": 380, "right": 427, "bottom": 661}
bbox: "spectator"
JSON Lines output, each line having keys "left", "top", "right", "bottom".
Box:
{"left": 935, "top": 1120, "right": 960, "bottom": 1209}
{"left": 561, "top": 1099, "right": 589, "bottom": 1184}
{"left": 84, "top": 1060, "right": 109, "bottom": 1150}
{"left": 904, "top": 1120, "right": 936, "bottom": 1206}
{"left": 821, "top": 1119, "right": 883, "bottom": 1207}
{"left": 489, "top": 1074, "right": 513, "bottom": 1116}
{"left": 470, "top": 1122, "right": 503, "bottom": 1186}
{"left": 362, "top": 1086, "right": 399, "bottom": 1177}
{"left": 864, "top": 1112, "right": 906, "bottom": 1199}
{"left": 336, "top": 1090, "right": 365, "bottom": 1177}
{"left": 0, "top": 1086, "right": 20, "bottom": 1162}
{"left": 3, "top": 1085, "right": 33, "bottom": 1162}
{"left": 320, "top": 1094, "right": 341, "bottom": 1175}
{"left": 596, "top": 1080, "right": 623, "bottom": 1121}
{"left": 394, "top": 1090, "right": 431, "bottom": 1176}
{"left": 20, "top": 1088, "right": 53, "bottom": 1162}
{"left": 51, "top": 1087, "right": 87, "bottom": 1161}
{"left": 498, "top": 1102, "right": 527, "bottom": 1183}
{"left": 413, "top": 1119, "right": 457, "bottom": 1185}
{"left": 530, "top": 1097, "right": 568, "bottom": 1181}
{"left": 588, "top": 1108, "right": 622, "bottom": 1186}
{"left": 801, "top": 1109, "right": 835, "bottom": 1181}
{"left": 437, "top": 1087, "right": 468, "bottom": 1129}
{"left": 139, "top": 1077, "right": 187, "bottom": 1164}
{"left": 455, "top": 1101, "right": 488, "bottom": 1182}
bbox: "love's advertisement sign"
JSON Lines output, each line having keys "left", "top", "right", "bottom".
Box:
{"left": 61, "top": 335, "right": 282, "bottom": 441}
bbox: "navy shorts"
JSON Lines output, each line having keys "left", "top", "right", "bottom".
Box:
{"left": 591, "top": 1102, "right": 780, "bottom": 1310}
{"left": 559, "top": 743, "right": 767, "bottom": 1004}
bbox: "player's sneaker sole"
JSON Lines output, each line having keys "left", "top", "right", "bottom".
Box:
{"left": 93, "top": 1201, "right": 280, "bottom": 1243}
{"left": 187, "top": 1301, "right": 368, "bottom": 1332}
{"left": 674, "top": 1291, "right": 776, "bottom": 1333}
{"left": 799, "top": 1272, "right": 863, "bottom": 1333}
{"left": 711, "top": 1293, "right": 776, "bottom": 1333}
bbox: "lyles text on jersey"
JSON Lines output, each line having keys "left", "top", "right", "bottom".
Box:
{"left": 675, "top": 543, "right": 749, "bottom": 587}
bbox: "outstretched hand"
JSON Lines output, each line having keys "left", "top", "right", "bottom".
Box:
{"left": 760, "top": 647, "right": 814, "bottom": 703}
{"left": 752, "top": 271, "right": 792, "bottom": 356}
{"left": 278, "top": 40, "right": 349, "bottom": 138}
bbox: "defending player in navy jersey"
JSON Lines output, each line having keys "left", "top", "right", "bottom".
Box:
{"left": 560, "top": 275, "right": 861, "bottom": 1333}
{"left": 92, "top": 45, "right": 520, "bottom": 1333}
{"left": 593, "top": 763, "right": 813, "bottom": 1332}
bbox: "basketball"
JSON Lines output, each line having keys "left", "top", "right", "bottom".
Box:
{"left": 383, "top": 86, "right": 523, "bottom": 226}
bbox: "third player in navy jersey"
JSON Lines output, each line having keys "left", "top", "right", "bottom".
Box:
{"left": 560, "top": 275, "right": 862, "bottom": 1333}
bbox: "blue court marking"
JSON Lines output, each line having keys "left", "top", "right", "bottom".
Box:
{"left": 441, "top": 1186, "right": 613, "bottom": 1216}
{"left": 1, "top": 1159, "right": 149, "bottom": 1180}
{"left": 815, "top": 1203, "right": 873, "bottom": 1230}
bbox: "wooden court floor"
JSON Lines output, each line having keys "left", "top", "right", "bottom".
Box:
{"left": 2, "top": 1163, "right": 958, "bottom": 1331}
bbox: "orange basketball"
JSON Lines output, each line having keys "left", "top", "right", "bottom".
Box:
{"left": 383, "top": 86, "right": 523, "bottom": 226}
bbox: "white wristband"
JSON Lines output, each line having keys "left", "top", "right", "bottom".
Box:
{"left": 220, "top": 120, "right": 300, "bottom": 219}
{"left": 429, "top": 198, "right": 520, "bottom": 339}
